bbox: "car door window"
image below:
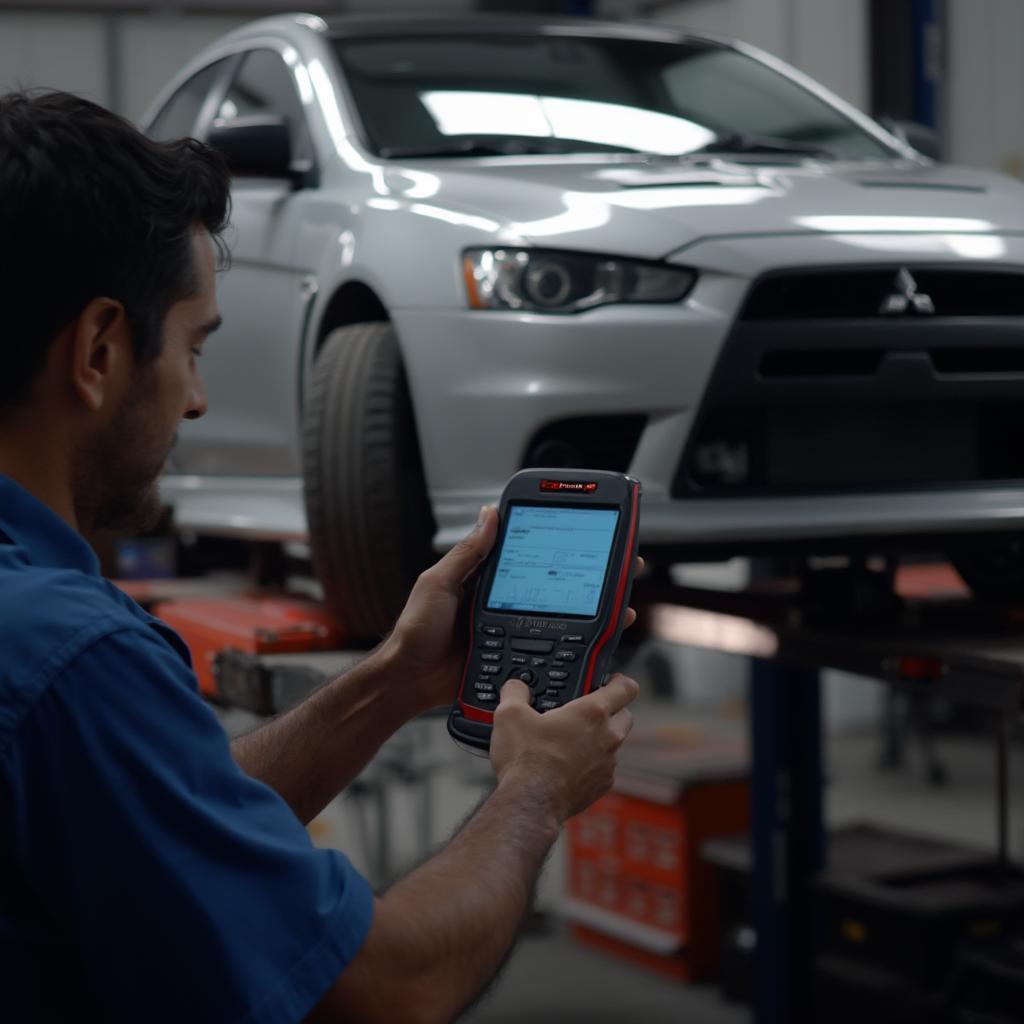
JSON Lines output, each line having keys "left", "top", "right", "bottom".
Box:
{"left": 149, "top": 59, "right": 230, "bottom": 141}
{"left": 216, "top": 49, "right": 314, "bottom": 168}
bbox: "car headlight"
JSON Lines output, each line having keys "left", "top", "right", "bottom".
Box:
{"left": 462, "top": 248, "right": 696, "bottom": 314}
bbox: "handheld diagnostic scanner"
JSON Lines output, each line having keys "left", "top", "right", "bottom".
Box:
{"left": 448, "top": 468, "right": 641, "bottom": 753}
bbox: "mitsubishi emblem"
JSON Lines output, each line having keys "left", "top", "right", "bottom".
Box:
{"left": 879, "top": 268, "right": 935, "bottom": 315}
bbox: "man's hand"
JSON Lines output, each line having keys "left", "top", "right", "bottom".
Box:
{"left": 382, "top": 507, "right": 643, "bottom": 717}
{"left": 381, "top": 505, "right": 500, "bottom": 715}
{"left": 490, "top": 674, "right": 639, "bottom": 822}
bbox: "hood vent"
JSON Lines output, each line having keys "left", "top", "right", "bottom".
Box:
{"left": 856, "top": 179, "right": 988, "bottom": 193}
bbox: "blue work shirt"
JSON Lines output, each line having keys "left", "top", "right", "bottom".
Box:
{"left": 0, "top": 475, "right": 374, "bottom": 1022}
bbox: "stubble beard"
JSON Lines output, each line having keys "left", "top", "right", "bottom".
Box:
{"left": 73, "top": 370, "right": 173, "bottom": 536}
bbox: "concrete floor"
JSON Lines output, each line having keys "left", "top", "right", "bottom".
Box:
{"left": 464, "top": 926, "right": 748, "bottom": 1024}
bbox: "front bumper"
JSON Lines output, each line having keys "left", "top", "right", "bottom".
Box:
{"left": 401, "top": 231, "right": 1024, "bottom": 554}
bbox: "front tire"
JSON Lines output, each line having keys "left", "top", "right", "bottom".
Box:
{"left": 302, "top": 322, "right": 436, "bottom": 639}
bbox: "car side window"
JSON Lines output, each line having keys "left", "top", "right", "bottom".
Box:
{"left": 216, "top": 49, "right": 314, "bottom": 168}
{"left": 149, "top": 59, "right": 230, "bottom": 141}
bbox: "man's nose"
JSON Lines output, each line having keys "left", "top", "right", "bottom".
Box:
{"left": 184, "top": 378, "right": 208, "bottom": 421}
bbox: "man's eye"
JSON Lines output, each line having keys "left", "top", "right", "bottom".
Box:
{"left": 191, "top": 347, "right": 203, "bottom": 359}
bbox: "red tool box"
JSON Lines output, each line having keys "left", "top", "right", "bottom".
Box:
{"left": 565, "top": 725, "right": 749, "bottom": 982}
{"left": 151, "top": 594, "right": 347, "bottom": 704}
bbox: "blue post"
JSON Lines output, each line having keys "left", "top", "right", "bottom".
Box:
{"left": 751, "top": 659, "right": 824, "bottom": 1024}
{"left": 911, "top": 0, "right": 940, "bottom": 128}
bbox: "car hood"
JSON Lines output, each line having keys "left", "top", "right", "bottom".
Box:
{"left": 384, "top": 156, "right": 1024, "bottom": 258}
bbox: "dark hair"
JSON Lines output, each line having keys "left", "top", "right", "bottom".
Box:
{"left": 0, "top": 89, "right": 231, "bottom": 407}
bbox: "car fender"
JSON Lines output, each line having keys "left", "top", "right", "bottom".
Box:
{"left": 296, "top": 185, "right": 527, "bottom": 399}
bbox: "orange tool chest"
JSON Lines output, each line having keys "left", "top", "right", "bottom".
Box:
{"left": 151, "top": 594, "right": 348, "bottom": 707}
{"left": 565, "top": 726, "right": 749, "bottom": 981}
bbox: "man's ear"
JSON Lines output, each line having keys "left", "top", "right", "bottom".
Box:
{"left": 69, "top": 297, "right": 132, "bottom": 413}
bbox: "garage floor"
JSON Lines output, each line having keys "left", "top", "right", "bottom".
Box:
{"left": 464, "top": 927, "right": 747, "bottom": 1023}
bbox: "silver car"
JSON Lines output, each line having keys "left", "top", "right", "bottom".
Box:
{"left": 145, "top": 12, "right": 1024, "bottom": 636}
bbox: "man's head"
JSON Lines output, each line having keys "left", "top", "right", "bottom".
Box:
{"left": 0, "top": 90, "right": 230, "bottom": 532}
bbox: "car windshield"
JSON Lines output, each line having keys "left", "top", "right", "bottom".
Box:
{"left": 331, "top": 33, "right": 895, "bottom": 161}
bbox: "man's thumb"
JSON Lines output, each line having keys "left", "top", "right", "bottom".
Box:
{"left": 433, "top": 504, "right": 497, "bottom": 586}
{"left": 499, "top": 677, "right": 531, "bottom": 705}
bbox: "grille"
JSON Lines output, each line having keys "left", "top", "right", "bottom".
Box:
{"left": 759, "top": 348, "right": 1024, "bottom": 379}
{"left": 675, "top": 401, "right": 1024, "bottom": 496}
{"left": 742, "top": 268, "right": 1024, "bottom": 320}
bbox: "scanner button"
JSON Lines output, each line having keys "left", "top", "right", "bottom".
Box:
{"left": 554, "top": 650, "right": 577, "bottom": 662}
{"left": 474, "top": 681, "right": 495, "bottom": 693}
{"left": 476, "top": 692, "right": 497, "bottom": 704}
{"left": 509, "top": 669, "right": 534, "bottom": 685}
{"left": 480, "top": 653, "right": 502, "bottom": 663}
{"left": 480, "top": 664, "right": 502, "bottom": 675}
{"left": 510, "top": 654, "right": 528, "bottom": 665}
{"left": 548, "top": 670, "right": 569, "bottom": 681}
{"left": 560, "top": 634, "right": 585, "bottom": 644}
{"left": 537, "top": 699, "right": 560, "bottom": 712}
{"left": 510, "top": 638, "right": 554, "bottom": 654}
{"left": 481, "top": 639, "right": 504, "bottom": 650}
{"left": 480, "top": 626, "right": 505, "bottom": 637}
{"left": 530, "top": 657, "right": 547, "bottom": 668}
{"left": 545, "top": 680, "right": 566, "bottom": 690}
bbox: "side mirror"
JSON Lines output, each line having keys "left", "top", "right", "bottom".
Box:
{"left": 880, "top": 117, "right": 944, "bottom": 162}
{"left": 207, "top": 115, "right": 304, "bottom": 183}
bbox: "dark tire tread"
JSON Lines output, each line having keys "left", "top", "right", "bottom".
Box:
{"left": 302, "top": 323, "right": 435, "bottom": 639}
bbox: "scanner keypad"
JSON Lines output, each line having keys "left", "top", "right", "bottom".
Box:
{"left": 469, "top": 627, "right": 593, "bottom": 709}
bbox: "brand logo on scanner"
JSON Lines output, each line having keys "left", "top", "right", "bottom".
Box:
{"left": 540, "top": 479, "right": 598, "bottom": 493}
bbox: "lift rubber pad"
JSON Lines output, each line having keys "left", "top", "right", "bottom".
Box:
{"left": 152, "top": 595, "right": 346, "bottom": 699}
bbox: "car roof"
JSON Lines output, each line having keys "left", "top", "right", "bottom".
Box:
{"left": 323, "top": 12, "right": 727, "bottom": 48}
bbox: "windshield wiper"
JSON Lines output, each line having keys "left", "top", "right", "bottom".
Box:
{"left": 690, "top": 133, "right": 838, "bottom": 159}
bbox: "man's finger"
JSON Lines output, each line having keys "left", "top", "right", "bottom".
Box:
{"left": 421, "top": 505, "right": 499, "bottom": 590}
{"left": 623, "top": 607, "right": 637, "bottom": 629}
{"left": 499, "top": 677, "right": 532, "bottom": 705}
{"left": 593, "top": 674, "right": 640, "bottom": 715}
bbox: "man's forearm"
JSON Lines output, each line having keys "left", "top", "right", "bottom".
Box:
{"left": 314, "top": 770, "right": 563, "bottom": 1024}
{"left": 230, "top": 643, "right": 417, "bottom": 824}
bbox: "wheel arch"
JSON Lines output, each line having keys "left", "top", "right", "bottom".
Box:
{"left": 315, "top": 280, "right": 390, "bottom": 356}
{"left": 300, "top": 277, "right": 392, "bottom": 414}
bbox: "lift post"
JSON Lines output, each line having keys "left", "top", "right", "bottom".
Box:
{"left": 634, "top": 570, "right": 1023, "bottom": 1024}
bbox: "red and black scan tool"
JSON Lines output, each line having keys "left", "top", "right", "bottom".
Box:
{"left": 448, "top": 469, "right": 642, "bottom": 754}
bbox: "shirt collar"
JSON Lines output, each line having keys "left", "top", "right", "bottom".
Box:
{"left": 0, "top": 475, "right": 101, "bottom": 576}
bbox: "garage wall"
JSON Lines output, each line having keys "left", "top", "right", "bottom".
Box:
{"left": 0, "top": 10, "right": 247, "bottom": 120}
{"left": 945, "top": 0, "right": 1024, "bottom": 174}
{"left": 0, "top": 12, "right": 110, "bottom": 105}
{"left": 605, "top": 0, "right": 870, "bottom": 111}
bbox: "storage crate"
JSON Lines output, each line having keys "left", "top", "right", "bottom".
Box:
{"left": 564, "top": 727, "right": 748, "bottom": 980}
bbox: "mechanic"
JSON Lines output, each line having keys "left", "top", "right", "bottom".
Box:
{"left": 0, "top": 90, "right": 640, "bottom": 1024}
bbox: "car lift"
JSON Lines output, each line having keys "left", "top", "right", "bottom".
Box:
{"left": 128, "top": 556, "right": 1022, "bottom": 1024}
{"left": 632, "top": 563, "right": 1023, "bottom": 1024}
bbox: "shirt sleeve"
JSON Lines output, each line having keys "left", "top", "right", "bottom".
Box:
{"left": 2, "top": 626, "right": 375, "bottom": 1024}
